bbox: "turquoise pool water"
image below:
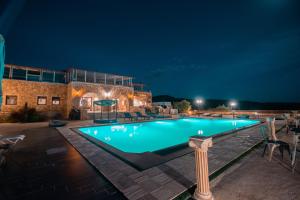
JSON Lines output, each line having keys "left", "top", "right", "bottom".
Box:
{"left": 79, "top": 118, "right": 259, "bottom": 153}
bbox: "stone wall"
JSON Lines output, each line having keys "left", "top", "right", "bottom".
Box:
{"left": 0, "top": 79, "right": 152, "bottom": 120}
{"left": 67, "top": 82, "right": 134, "bottom": 116}
{"left": 133, "top": 91, "right": 152, "bottom": 107}
{"left": 1, "top": 79, "right": 68, "bottom": 118}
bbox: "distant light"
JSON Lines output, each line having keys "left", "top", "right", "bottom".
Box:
{"left": 195, "top": 98, "right": 204, "bottom": 105}
{"left": 229, "top": 101, "right": 237, "bottom": 107}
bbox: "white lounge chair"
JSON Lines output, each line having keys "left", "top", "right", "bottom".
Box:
{"left": 0, "top": 134, "right": 26, "bottom": 168}
{"left": 0, "top": 134, "right": 26, "bottom": 145}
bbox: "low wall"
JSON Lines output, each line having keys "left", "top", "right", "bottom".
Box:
{"left": 1, "top": 79, "right": 68, "bottom": 118}
{"left": 194, "top": 110, "right": 299, "bottom": 117}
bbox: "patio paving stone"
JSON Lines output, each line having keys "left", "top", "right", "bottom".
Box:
{"left": 56, "top": 120, "right": 276, "bottom": 199}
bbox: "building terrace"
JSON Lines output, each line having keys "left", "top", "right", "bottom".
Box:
{"left": 3, "top": 64, "right": 133, "bottom": 86}
{"left": 0, "top": 64, "right": 152, "bottom": 120}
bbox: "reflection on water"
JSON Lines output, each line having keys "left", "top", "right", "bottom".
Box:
{"left": 104, "top": 136, "right": 111, "bottom": 141}
{"left": 182, "top": 118, "right": 197, "bottom": 122}
{"left": 129, "top": 125, "right": 141, "bottom": 138}
{"left": 133, "top": 125, "right": 139, "bottom": 131}
{"left": 155, "top": 121, "right": 167, "bottom": 124}
{"left": 111, "top": 125, "right": 127, "bottom": 132}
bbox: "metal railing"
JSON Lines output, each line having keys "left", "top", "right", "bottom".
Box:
{"left": 4, "top": 65, "right": 67, "bottom": 83}
{"left": 3, "top": 65, "right": 134, "bottom": 87}
{"left": 67, "top": 68, "right": 133, "bottom": 87}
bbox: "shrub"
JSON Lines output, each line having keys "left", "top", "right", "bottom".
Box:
{"left": 144, "top": 107, "right": 152, "bottom": 114}
{"left": 173, "top": 100, "right": 191, "bottom": 113}
{"left": 153, "top": 106, "right": 160, "bottom": 114}
{"left": 9, "top": 103, "right": 46, "bottom": 122}
{"left": 212, "top": 104, "right": 230, "bottom": 111}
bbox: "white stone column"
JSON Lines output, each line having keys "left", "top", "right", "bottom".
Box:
{"left": 189, "top": 137, "right": 214, "bottom": 200}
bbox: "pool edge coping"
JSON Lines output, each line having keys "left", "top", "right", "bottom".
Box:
{"left": 71, "top": 118, "right": 263, "bottom": 171}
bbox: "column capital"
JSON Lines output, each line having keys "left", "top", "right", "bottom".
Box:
{"left": 189, "top": 136, "right": 213, "bottom": 151}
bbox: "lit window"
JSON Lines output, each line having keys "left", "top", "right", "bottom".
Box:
{"left": 6, "top": 96, "right": 17, "bottom": 105}
{"left": 52, "top": 97, "right": 60, "bottom": 105}
{"left": 37, "top": 96, "right": 47, "bottom": 105}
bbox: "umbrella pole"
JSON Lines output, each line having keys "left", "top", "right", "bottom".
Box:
{"left": 116, "top": 101, "right": 118, "bottom": 120}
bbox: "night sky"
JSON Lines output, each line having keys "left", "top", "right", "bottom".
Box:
{"left": 1, "top": 0, "right": 300, "bottom": 102}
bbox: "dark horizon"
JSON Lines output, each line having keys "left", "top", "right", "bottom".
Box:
{"left": 1, "top": 0, "right": 300, "bottom": 103}
{"left": 153, "top": 94, "right": 300, "bottom": 104}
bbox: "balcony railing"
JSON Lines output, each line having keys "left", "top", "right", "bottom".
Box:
{"left": 3, "top": 65, "right": 134, "bottom": 87}
{"left": 67, "top": 68, "right": 133, "bottom": 87}
{"left": 4, "top": 65, "right": 67, "bottom": 83}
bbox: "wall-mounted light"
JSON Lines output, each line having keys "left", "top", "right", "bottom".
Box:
{"left": 128, "top": 94, "right": 134, "bottom": 99}
{"left": 72, "top": 88, "right": 84, "bottom": 97}
{"left": 104, "top": 91, "right": 112, "bottom": 98}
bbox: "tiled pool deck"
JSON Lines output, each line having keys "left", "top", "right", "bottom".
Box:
{"left": 0, "top": 123, "right": 125, "bottom": 200}
{"left": 57, "top": 119, "right": 280, "bottom": 200}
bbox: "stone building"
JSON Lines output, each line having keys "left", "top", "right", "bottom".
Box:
{"left": 1, "top": 64, "right": 152, "bottom": 119}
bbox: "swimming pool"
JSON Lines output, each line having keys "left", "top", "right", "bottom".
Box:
{"left": 79, "top": 118, "right": 259, "bottom": 153}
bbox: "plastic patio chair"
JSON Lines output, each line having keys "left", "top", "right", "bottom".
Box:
{"left": 260, "top": 125, "right": 279, "bottom": 160}
{"left": 269, "top": 118, "right": 291, "bottom": 160}
{"left": 260, "top": 120, "right": 291, "bottom": 161}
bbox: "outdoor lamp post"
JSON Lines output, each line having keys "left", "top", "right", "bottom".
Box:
{"left": 254, "top": 112, "right": 259, "bottom": 119}
{"left": 195, "top": 98, "right": 204, "bottom": 116}
{"left": 229, "top": 101, "right": 237, "bottom": 118}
